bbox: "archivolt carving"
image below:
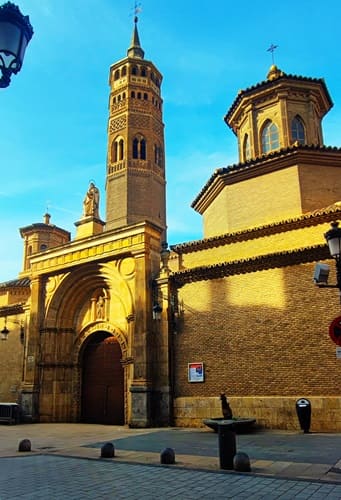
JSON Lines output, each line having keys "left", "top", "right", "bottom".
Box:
{"left": 44, "top": 261, "right": 135, "bottom": 330}
{"left": 74, "top": 321, "right": 128, "bottom": 363}
{"left": 45, "top": 273, "right": 69, "bottom": 311}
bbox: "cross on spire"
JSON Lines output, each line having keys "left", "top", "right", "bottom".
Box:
{"left": 133, "top": 1, "right": 142, "bottom": 23}
{"left": 267, "top": 43, "right": 279, "bottom": 65}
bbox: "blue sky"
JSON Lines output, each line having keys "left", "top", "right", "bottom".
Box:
{"left": 1, "top": 0, "right": 341, "bottom": 281}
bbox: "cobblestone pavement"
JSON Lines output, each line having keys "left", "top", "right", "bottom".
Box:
{"left": 1, "top": 454, "right": 341, "bottom": 499}
{"left": 0, "top": 424, "right": 340, "bottom": 499}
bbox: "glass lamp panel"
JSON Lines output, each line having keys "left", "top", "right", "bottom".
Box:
{"left": 327, "top": 237, "right": 341, "bottom": 258}
{"left": 0, "top": 21, "right": 21, "bottom": 56}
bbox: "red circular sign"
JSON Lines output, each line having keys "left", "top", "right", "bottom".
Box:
{"left": 329, "top": 316, "right": 341, "bottom": 346}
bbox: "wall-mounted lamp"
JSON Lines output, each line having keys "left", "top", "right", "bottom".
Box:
{"left": 1, "top": 317, "right": 24, "bottom": 342}
{"left": 325, "top": 221, "right": 341, "bottom": 279}
{"left": 152, "top": 303, "right": 162, "bottom": 321}
{"left": 314, "top": 221, "right": 341, "bottom": 302}
{"left": 1, "top": 319, "right": 9, "bottom": 340}
{"left": 0, "top": 2, "right": 34, "bottom": 88}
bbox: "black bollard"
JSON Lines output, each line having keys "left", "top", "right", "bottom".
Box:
{"left": 233, "top": 451, "right": 251, "bottom": 472}
{"left": 100, "top": 442, "right": 115, "bottom": 458}
{"left": 160, "top": 447, "right": 175, "bottom": 464}
{"left": 18, "top": 439, "right": 31, "bottom": 452}
{"left": 218, "top": 423, "right": 236, "bottom": 470}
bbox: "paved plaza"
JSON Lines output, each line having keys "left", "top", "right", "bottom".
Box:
{"left": 0, "top": 424, "right": 340, "bottom": 499}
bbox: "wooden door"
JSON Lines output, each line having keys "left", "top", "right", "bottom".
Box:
{"left": 81, "top": 336, "right": 124, "bottom": 424}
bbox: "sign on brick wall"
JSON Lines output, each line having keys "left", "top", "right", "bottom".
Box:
{"left": 188, "top": 362, "right": 204, "bottom": 382}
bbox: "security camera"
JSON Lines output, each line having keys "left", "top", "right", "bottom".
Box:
{"left": 313, "top": 263, "right": 330, "bottom": 285}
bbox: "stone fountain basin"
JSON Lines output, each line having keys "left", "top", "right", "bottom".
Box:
{"left": 203, "top": 417, "right": 256, "bottom": 434}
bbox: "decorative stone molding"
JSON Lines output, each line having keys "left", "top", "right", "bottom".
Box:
{"left": 172, "top": 205, "right": 341, "bottom": 254}
{"left": 171, "top": 244, "right": 329, "bottom": 287}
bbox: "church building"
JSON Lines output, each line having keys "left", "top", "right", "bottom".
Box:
{"left": 0, "top": 19, "right": 340, "bottom": 431}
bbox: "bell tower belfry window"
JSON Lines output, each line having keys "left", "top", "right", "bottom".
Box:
{"left": 105, "top": 15, "right": 166, "bottom": 237}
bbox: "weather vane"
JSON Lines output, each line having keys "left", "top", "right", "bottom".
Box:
{"left": 132, "top": 2, "right": 142, "bottom": 23}
{"left": 267, "top": 43, "right": 278, "bottom": 65}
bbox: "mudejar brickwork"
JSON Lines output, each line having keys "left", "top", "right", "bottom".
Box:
{"left": 0, "top": 18, "right": 340, "bottom": 431}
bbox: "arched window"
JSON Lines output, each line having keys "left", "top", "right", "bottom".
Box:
{"left": 112, "top": 140, "right": 118, "bottom": 163}
{"left": 131, "top": 91, "right": 135, "bottom": 98}
{"left": 144, "top": 93, "right": 148, "bottom": 100}
{"left": 141, "top": 67, "right": 147, "bottom": 77}
{"left": 154, "top": 144, "right": 163, "bottom": 166}
{"left": 131, "top": 66, "right": 138, "bottom": 76}
{"left": 261, "top": 120, "right": 279, "bottom": 153}
{"left": 112, "top": 137, "right": 124, "bottom": 162}
{"left": 137, "top": 92, "right": 141, "bottom": 99}
{"left": 118, "top": 139, "right": 124, "bottom": 161}
{"left": 114, "top": 69, "right": 120, "bottom": 80}
{"left": 121, "top": 66, "right": 127, "bottom": 77}
{"left": 243, "top": 134, "right": 251, "bottom": 161}
{"left": 133, "top": 136, "right": 147, "bottom": 160}
{"left": 291, "top": 116, "right": 305, "bottom": 144}
{"left": 140, "top": 138, "right": 146, "bottom": 160}
{"left": 40, "top": 244, "right": 47, "bottom": 251}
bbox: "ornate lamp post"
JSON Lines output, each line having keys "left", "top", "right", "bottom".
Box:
{"left": 324, "top": 221, "right": 341, "bottom": 300}
{"left": 0, "top": 2, "right": 33, "bottom": 88}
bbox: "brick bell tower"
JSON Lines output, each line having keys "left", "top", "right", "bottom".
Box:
{"left": 105, "top": 15, "right": 166, "bottom": 239}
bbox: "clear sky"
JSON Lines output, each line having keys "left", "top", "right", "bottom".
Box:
{"left": 1, "top": 0, "right": 341, "bottom": 281}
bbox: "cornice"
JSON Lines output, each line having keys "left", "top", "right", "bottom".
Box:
{"left": 19, "top": 223, "right": 70, "bottom": 239}
{"left": 192, "top": 145, "right": 341, "bottom": 213}
{"left": 225, "top": 73, "right": 332, "bottom": 125}
{"left": 171, "top": 204, "right": 341, "bottom": 254}
{"left": 27, "top": 221, "right": 162, "bottom": 277}
{"left": 170, "top": 245, "right": 330, "bottom": 287}
{"left": 0, "top": 303, "right": 25, "bottom": 318}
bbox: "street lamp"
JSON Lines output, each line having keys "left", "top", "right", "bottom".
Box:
{"left": 324, "top": 221, "right": 341, "bottom": 298}
{"left": 0, "top": 2, "right": 33, "bottom": 88}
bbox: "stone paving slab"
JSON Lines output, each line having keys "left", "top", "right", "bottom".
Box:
{"left": 0, "top": 423, "right": 340, "bottom": 485}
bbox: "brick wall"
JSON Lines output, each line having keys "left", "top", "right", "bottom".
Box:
{"left": 172, "top": 261, "right": 341, "bottom": 431}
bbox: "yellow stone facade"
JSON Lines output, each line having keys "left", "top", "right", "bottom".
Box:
{"left": 0, "top": 22, "right": 340, "bottom": 432}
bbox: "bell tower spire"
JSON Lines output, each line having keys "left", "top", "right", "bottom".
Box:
{"left": 127, "top": 14, "right": 144, "bottom": 59}
{"left": 105, "top": 13, "right": 166, "bottom": 239}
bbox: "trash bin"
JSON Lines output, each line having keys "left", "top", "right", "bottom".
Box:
{"left": 295, "top": 398, "right": 311, "bottom": 433}
{"left": 217, "top": 420, "right": 236, "bottom": 470}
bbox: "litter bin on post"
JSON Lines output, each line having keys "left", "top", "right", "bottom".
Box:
{"left": 217, "top": 420, "right": 236, "bottom": 470}
{"left": 296, "top": 398, "right": 311, "bottom": 433}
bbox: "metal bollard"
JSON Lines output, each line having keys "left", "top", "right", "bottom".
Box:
{"left": 218, "top": 422, "right": 236, "bottom": 470}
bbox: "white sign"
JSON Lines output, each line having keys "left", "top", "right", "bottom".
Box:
{"left": 188, "top": 362, "right": 204, "bottom": 383}
{"left": 336, "top": 347, "right": 341, "bottom": 359}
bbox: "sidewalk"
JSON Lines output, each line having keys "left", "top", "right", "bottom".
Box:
{"left": 0, "top": 423, "right": 340, "bottom": 482}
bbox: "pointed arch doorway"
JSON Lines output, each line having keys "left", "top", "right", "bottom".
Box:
{"left": 81, "top": 332, "right": 124, "bottom": 424}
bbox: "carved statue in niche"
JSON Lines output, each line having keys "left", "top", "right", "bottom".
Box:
{"left": 96, "top": 295, "right": 105, "bottom": 319}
